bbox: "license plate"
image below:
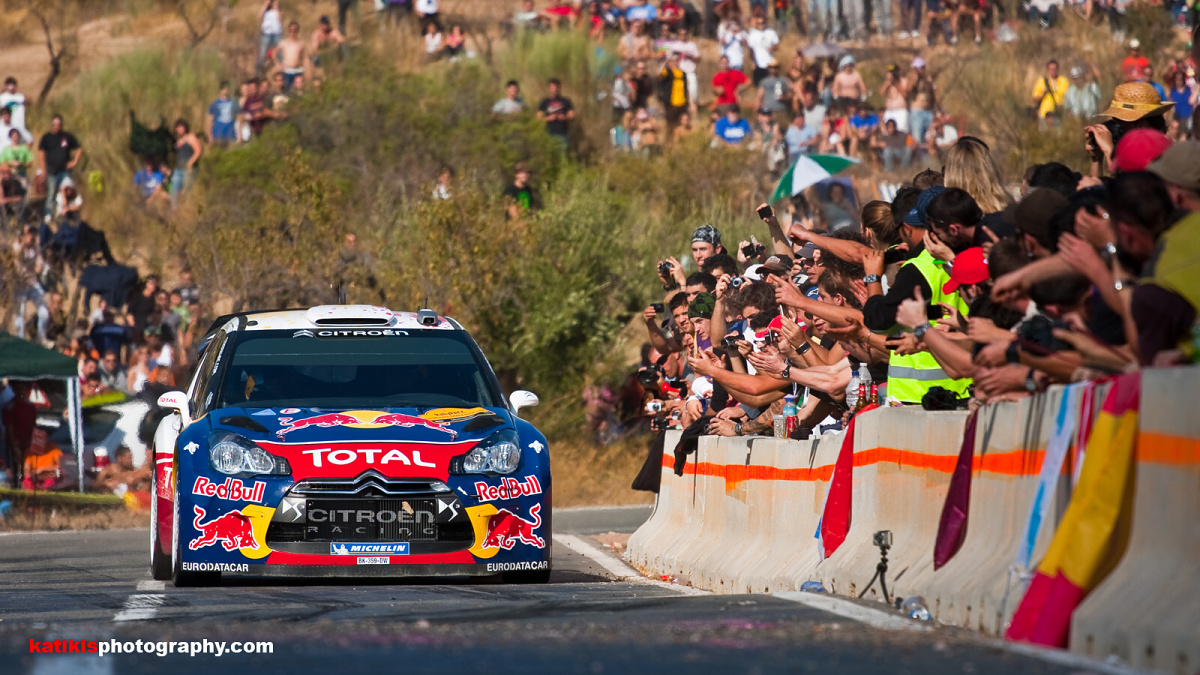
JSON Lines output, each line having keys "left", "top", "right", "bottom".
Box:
{"left": 357, "top": 557, "right": 389, "bottom": 565}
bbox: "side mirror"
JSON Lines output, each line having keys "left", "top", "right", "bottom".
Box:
{"left": 509, "top": 390, "right": 539, "bottom": 417}
{"left": 157, "top": 391, "right": 192, "bottom": 427}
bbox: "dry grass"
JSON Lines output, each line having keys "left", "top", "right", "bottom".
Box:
{"left": 550, "top": 434, "right": 657, "bottom": 508}
{"left": 0, "top": 503, "right": 150, "bottom": 531}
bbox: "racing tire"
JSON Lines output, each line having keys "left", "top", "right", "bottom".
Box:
{"left": 149, "top": 473, "right": 172, "bottom": 581}
{"left": 171, "top": 494, "right": 220, "bottom": 588}
{"left": 501, "top": 569, "right": 551, "bottom": 584}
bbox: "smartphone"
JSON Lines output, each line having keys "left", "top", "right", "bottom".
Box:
{"left": 757, "top": 205, "right": 774, "bottom": 220}
{"left": 926, "top": 303, "right": 946, "bottom": 320}
{"left": 650, "top": 303, "right": 664, "bottom": 313}
{"left": 741, "top": 243, "right": 758, "bottom": 257}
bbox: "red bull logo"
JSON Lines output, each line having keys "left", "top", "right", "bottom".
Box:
{"left": 192, "top": 476, "right": 266, "bottom": 503}
{"left": 474, "top": 476, "right": 543, "bottom": 502}
{"left": 276, "top": 410, "right": 457, "bottom": 439}
{"left": 482, "top": 504, "right": 545, "bottom": 550}
{"left": 189, "top": 506, "right": 260, "bottom": 552}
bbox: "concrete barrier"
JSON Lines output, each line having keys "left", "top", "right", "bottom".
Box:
{"left": 624, "top": 367, "right": 1199, "bottom": 671}
{"left": 1070, "top": 368, "right": 1200, "bottom": 674}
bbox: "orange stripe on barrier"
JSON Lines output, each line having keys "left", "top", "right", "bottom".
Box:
{"left": 1138, "top": 432, "right": 1200, "bottom": 465}
{"left": 663, "top": 445, "right": 1046, "bottom": 491}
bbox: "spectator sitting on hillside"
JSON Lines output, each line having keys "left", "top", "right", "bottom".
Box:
{"left": 714, "top": 106, "right": 751, "bottom": 145}
{"left": 0, "top": 105, "right": 31, "bottom": 146}
{"left": 2, "top": 127, "right": 33, "bottom": 180}
{"left": 493, "top": 80, "right": 525, "bottom": 116}
{"left": 785, "top": 112, "right": 818, "bottom": 163}
{"left": 443, "top": 24, "right": 466, "bottom": 59}
{"left": 311, "top": 16, "right": 346, "bottom": 67}
{"left": 543, "top": 0, "right": 579, "bottom": 28}
{"left": 11, "top": 226, "right": 44, "bottom": 339}
{"left": 929, "top": 112, "right": 959, "bottom": 157}
{"left": 0, "top": 77, "right": 27, "bottom": 132}
{"left": 878, "top": 119, "right": 912, "bottom": 171}
{"left": 177, "top": 271, "right": 200, "bottom": 306}
{"left": 512, "top": 0, "right": 542, "bottom": 30}
{"left": 54, "top": 179, "right": 82, "bottom": 221}
{"left": 95, "top": 445, "right": 150, "bottom": 495}
{"left": 1027, "top": 0, "right": 1062, "bottom": 28}
{"left": 623, "top": 0, "right": 658, "bottom": 30}
{"left": 590, "top": 1, "right": 623, "bottom": 40}
{"left": 34, "top": 291, "right": 66, "bottom": 348}
{"left": 1064, "top": 65, "right": 1102, "bottom": 119}
{"left": 503, "top": 162, "right": 537, "bottom": 219}
{"left": 433, "top": 166, "right": 453, "bottom": 199}
{"left": 0, "top": 163, "right": 25, "bottom": 216}
{"left": 134, "top": 159, "right": 167, "bottom": 204}
{"left": 424, "top": 21, "right": 444, "bottom": 56}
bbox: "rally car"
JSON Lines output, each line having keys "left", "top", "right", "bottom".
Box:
{"left": 150, "top": 306, "right": 551, "bottom": 586}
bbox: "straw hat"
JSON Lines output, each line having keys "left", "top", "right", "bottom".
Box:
{"left": 1096, "top": 82, "right": 1173, "bottom": 122}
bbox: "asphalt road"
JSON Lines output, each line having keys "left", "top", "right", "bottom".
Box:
{"left": 0, "top": 505, "right": 1126, "bottom": 675}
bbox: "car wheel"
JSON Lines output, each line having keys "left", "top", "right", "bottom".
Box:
{"left": 149, "top": 469, "right": 172, "bottom": 581}
{"left": 171, "top": 494, "right": 219, "bottom": 588}
{"left": 501, "top": 569, "right": 551, "bottom": 584}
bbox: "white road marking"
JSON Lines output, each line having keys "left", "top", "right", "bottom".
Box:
{"left": 113, "top": 593, "right": 165, "bottom": 622}
{"left": 773, "top": 591, "right": 929, "bottom": 632}
{"left": 552, "top": 533, "right": 707, "bottom": 596}
{"left": 136, "top": 580, "right": 165, "bottom": 592}
{"left": 997, "top": 640, "right": 1150, "bottom": 675}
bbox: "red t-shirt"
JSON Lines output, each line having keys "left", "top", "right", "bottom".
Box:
{"left": 712, "top": 69, "right": 747, "bottom": 107}
{"left": 1121, "top": 55, "right": 1150, "bottom": 78}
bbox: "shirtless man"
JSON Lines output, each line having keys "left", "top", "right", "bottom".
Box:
{"left": 881, "top": 65, "right": 910, "bottom": 133}
{"left": 311, "top": 16, "right": 346, "bottom": 70}
{"left": 830, "top": 55, "right": 867, "bottom": 112}
{"left": 275, "top": 21, "right": 307, "bottom": 92}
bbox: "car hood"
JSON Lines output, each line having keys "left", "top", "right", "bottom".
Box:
{"left": 209, "top": 406, "right": 513, "bottom": 444}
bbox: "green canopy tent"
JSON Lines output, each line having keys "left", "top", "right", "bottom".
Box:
{"left": 0, "top": 332, "right": 85, "bottom": 492}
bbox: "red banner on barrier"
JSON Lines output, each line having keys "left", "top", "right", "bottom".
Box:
{"left": 933, "top": 409, "right": 979, "bottom": 570}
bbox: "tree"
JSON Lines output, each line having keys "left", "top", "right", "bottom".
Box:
{"left": 25, "top": 0, "right": 78, "bottom": 107}
{"left": 177, "top": 0, "right": 228, "bottom": 48}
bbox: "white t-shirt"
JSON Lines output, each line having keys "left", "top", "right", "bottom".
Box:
{"left": 935, "top": 123, "right": 959, "bottom": 149}
{"left": 718, "top": 26, "right": 747, "bottom": 71}
{"left": 0, "top": 92, "right": 27, "bottom": 131}
{"left": 416, "top": 0, "right": 438, "bottom": 14}
{"left": 261, "top": 8, "right": 282, "bottom": 35}
{"left": 745, "top": 28, "right": 779, "bottom": 69}
{"left": 148, "top": 344, "right": 174, "bottom": 370}
{"left": 0, "top": 120, "right": 31, "bottom": 145}
{"left": 425, "top": 32, "right": 443, "bottom": 54}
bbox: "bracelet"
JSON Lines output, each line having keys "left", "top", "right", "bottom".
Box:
{"left": 912, "top": 322, "right": 932, "bottom": 340}
{"left": 796, "top": 342, "right": 811, "bottom": 355}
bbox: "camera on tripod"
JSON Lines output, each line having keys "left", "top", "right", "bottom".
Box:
{"left": 873, "top": 530, "right": 892, "bottom": 549}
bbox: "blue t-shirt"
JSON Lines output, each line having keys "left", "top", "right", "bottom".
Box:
{"left": 785, "top": 124, "right": 817, "bottom": 160}
{"left": 715, "top": 118, "right": 751, "bottom": 145}
{"left": 134, "top": 169, "right": 164, "bottom": 200}
{"left": 1150, "top": 81, "right": 1167, "bottom": 100}
{"left": 209, "top": 97, "right": 237, "bottom": 141}
{"left": 1169, "top": 87, "right": 1194, "bottom": 122}
{"left": 625, "top": 4, "right": 657, "bottom": 21}
{"left": 849, "top": 113, "right": 879, "bottom": 130}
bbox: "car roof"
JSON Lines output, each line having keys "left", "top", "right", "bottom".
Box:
{"left": 201, "top": 306, "right": 462, "bottom": 347}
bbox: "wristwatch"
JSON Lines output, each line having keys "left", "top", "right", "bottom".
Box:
{"left": 1024, "top": 368, "right": 1038, "bottom": 393}
{"left": 733, "top": 422, "right": 743, "bottom": 436}
{"left": 1114, "top": 279, "right": 1132, "bottom": 292}
{"left": 912, "top": 322, "right": 932, "bottom": 339}
{"left": 781, "top": 363, "right": 791, "bottom": 380}
{"left": 796, "top": 342, "right": 812, "bottom": 355}
{"left": 863, "top": 274, "right": 880, "bottom": 284}
{"left": 1100, "top": 242, "right": 1117, "bottom": 262}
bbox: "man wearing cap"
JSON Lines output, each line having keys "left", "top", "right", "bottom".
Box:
{"left": 690, "top": 224, "right": 725, "bottom": 267}
{"left": 687, "top": 292, "right": 716, "bottom": 351}
{"left": 714, "top": 106, "right": 751, "bottom": 145}
{"left": 892, "top": 246, "right": 990, "bottom": 380}
{"left": 859, "top": 186, "right": 973, "bottom": 405}
{"left": 831, "top": 56, "right": 866, "bottom": 112}
{"left": 907, "top": 58, "right": 936, "bottom": 146}
{"left": 1109, "top": 128, "right": 1172, "bottom": 174}
{"left": 1148, "top": 141, "right": 1200, "bottom": 212}
{"left": 1121, "top": 39, "right": 1149, "bottom": 83}
{"left": 1086, "top": 82, "right": 1172, "bottom": 177}
{"left": 1064, "top": 65, "right": 1101, "bottom": 119}
{"left": 745, "top": 16, "right": 779, "bottom": 86}
{"left": 1003, "top": 187, "right": 1069, "bottom": 259}
{"left": 754, "top": 61, "right": 792, "bottom": 116}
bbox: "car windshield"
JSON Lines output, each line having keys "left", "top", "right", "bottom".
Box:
{"left": 214, "top": 330, "right": 504, "bottom": 410}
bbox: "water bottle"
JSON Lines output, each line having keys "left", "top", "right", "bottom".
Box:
{"left": 901, "top": 596, "right": 932, "bottom": 621}
{"left": 846, "top": 368, "right": 860, "bottom": 409}
{"left": 800, "top": 580, "right": 827, "bottom": 593}
{"left": 782, "top": 394, "right": 798, "bottom": 437}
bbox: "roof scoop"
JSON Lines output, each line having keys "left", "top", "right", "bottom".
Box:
{"left": 305, "top": 305, "right": 397, "bottom": 327}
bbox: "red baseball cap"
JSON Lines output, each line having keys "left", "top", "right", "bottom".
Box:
{"left": 942, "top": 247, "right": 990, "bottom": 294}
{"left": 1110, "top": 128, "right": 1172, "bottom": 173}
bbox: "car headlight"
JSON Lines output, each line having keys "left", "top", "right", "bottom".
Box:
{"left": 450, "top": 429, "right": 522, "bottom": 475}
{"left": 208, "top": 431, "right": 291, "bottom": 476}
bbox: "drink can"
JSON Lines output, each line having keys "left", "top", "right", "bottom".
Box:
{"left": 773, "top": 415, "right": 786, "bottom": 438}
{"left": 785, "top": 415, "right": 797, "bottom": 438}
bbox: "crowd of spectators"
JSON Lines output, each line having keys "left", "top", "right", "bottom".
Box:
{"left": 612, "top": 80, "right": 1197, "bottom": 454}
